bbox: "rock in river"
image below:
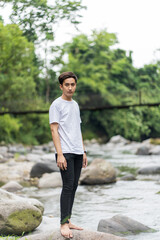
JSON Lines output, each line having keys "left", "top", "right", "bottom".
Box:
{"left": 137, "top": 166, "right": 160, "bottom": 175}
{"left": 0, "top": 189, "right": 44, "bottom": 235}
{"left": 80, "top": 158, "right": 116, "bottom": 185}
{"left": 1, "top": 180, "right": 23, "bottom": 192}
{"left": 38, "top": 172, "right": 62, "bottom": 188}
{"left": 20, "top": 228, "right": 127, "bottom": 240}
{"left": 0, "top": 160, "right": 34, "bottom": 183}
{"left": 149, "top": 145, "right": 160, "bottom": 155}
{"left": 136, "top": 146, "right": 150, "bottom": 155}
{"left": 97, "top": 214, "right": 154, "bottom": 236}
{"left": 30, "top": 162, "right": 59, "bottom": 178}
{"left": 120, "top": 174, "right": 136, "bottom": 181}
{"left": 109, "top": 135, "right": 129, "bottom": 145}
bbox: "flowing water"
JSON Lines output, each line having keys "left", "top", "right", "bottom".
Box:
{"left": 22, "top": 142, "right": 160, "bottom": 240}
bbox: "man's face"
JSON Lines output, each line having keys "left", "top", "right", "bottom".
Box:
{"left": 60, "top": 77, "right": 77, "bottom": 99}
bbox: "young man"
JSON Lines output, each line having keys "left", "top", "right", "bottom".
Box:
{"left": 49, "top": 72, "right": 87, "bottom": 238}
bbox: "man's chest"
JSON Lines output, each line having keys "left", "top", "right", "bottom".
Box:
{"left": 59, "top": 104, "right": 79, "bottom": 123}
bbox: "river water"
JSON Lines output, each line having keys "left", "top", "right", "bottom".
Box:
{"left": 22, "top": 141, "right": 160, "bottom": 240}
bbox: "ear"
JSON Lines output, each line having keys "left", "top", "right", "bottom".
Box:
{"left": 59, "top": 84, "right": 63, "bottom": 90}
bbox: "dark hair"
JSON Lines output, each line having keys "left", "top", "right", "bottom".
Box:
{"left": 58, "top": 72, "right": 78, "bottom": 85}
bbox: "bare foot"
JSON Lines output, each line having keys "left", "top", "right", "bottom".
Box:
{"left": 68, "top": 220, "right": 83, "bottom": 230}
{"left": 61, "top": 223, "right": 73, "bottom": 238}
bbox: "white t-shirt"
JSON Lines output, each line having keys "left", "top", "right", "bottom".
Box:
{"left": 49, "top": 96, "right": 84, "bottom": 154}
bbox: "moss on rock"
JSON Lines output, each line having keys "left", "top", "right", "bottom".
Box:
{"left": 2, "top": 209, "right": 42, "bottom": 235}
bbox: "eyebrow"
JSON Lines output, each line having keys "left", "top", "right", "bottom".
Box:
{"left": 65, "top": 83, "right": 75, "bottom": 85}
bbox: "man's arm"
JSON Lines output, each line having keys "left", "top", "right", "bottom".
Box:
{"left": 50, "top": 123, "right": 67, "bottom": 170}
{"left": 81, "top": 133, "right": 88, "bottom": 168}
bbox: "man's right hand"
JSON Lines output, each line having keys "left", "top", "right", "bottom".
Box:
{"left": 57, "top": 154, "right": 67, "bottom": 170}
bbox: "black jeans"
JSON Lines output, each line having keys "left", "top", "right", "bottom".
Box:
{"left": 55, "top": 153, "right": 83, "bottom": 224}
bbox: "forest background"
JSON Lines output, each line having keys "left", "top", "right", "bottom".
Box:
{"left": 1, "top": 0, "right": 160, "bottom": 145}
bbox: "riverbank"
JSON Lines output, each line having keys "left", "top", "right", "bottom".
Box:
{"left": 0, "top": 135, "right": 160, "bottom": 239}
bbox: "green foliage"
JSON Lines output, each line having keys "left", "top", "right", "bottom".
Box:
{"left": 0, "top": 15, "right": 3, "bottom": 23}
{"left": 137, "top": 64, "right": 160, "bottom": 89}
{"left": 0, "top": 236, "right": 21, "bottom": 239}
{"left": 0, "top": 113, "right": 52, "bottom": 145}
{"left": 1, "top": 17, "right": 160, "bottom": 144}
{"left": 141, "top": 106, "right": 160, "bottom": 138}
{"left": 0, "top": 114, "right": 21, "bottom": 143}
{"left": 0, "top": 0, "right": 86, "bottom": 43}
{"left": 117, "top": 165, "right": 138, "bottom": 176}
{"left": 108, "top": 108, "right": 150, "bottom": 141}
{"left": 56, "top": 29, "right": 160, "bottom": 141}
{"left": 0, "top": 0, "right": 87, "bottom": 144}
{"left": 0, "top": 231, "right": 25, "bottom": 239}
{"left": 14, "top": 113, "right": 51, "bottom": 145}
{"left": 0, "top": 22, "right": 38, "bottom": 110}
{"left": 150, "top": 138, "right": 160, "bottom": 145}
{"left": 0, "top": 0, "right": 86, "bottom": 104}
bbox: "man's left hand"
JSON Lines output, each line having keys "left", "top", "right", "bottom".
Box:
{"left": 82, "top": 153, "right": 88, "bottom": 168}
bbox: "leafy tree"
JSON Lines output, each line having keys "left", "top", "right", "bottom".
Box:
{"left": 1, "top": 22, "right": 160, "bottom": 144}
{"left": 0, "top": 15, "right": 3, "bottom": 22}
{"left": 54, "top": 29, "right": 160, "bottom": 141}
{"left": 0, "top": 0, "right": 86, "bottom": 102}
{"left": 0, "top": 0, "right": 86, "bottom": 43}
{"left": 15, "top": 114, "right": 51, "bottom": 145}
{"left": 56, "top": 30, "right": 137, "bottom": 106}
{"left": 0, "top": 22, "right": 39, "bottom": 110}
{"left": 137, "top": 64, "right": 160, "bottom": 89}
{"left": 0, "top": 114, "right": 21, "bottom": 143}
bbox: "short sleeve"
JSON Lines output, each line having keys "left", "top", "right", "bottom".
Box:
{"left": 80, "top": 116, "right": 82, "bottom": 123}
{"left": 49, "top": 103, "right": 60, "bottom": 124}
{"left": 77, "top": 103, "right": 82, "bottom": 123}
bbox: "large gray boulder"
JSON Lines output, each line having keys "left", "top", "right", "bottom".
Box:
{"left": 149, "top": 145, "right": 160, "bottom": 155}
{"left": 0, "top": 146, "right": 8, "bottom": 153}
{"left": 30, "top": 162, "right": 59, "bottom": 178}
{"left": 0, "top": 160, "right": 34, "bottom": 183}
{"left": 80, "top": 159, "right": 116, "bottom": 185}
{"left": 97, "top": 215, "right": 154, "bottom": 236}
{"left": 0, "top": 189, "right": 44, "bottom": 235}
{"left": 25, "top": 153, "right": 41, "bottom": 162}
{"left": 137, "top": 166, "right": 160, "bottom": 175}
{"left": 20, "top": 228, "right": 127, "bottom": 240}
{"left": 8, "top": 144, "right": 27, "bottom": 154}
{"left": 109, "top": 135, "right": 129, "bottom": 145}
{"left": 120, "top": 174, "right": 136, "bottom": 181}
{"left": 38, "top": 172, "right": 62, "bottom": 188}
{"left": 136, "top": 146, "right": 150, "bottom": 155}
{"left": 0, "top": 154, "right": 7, "bottom": 163}
{"left": 1, "top": 181, "right": 23, "bottom": 192}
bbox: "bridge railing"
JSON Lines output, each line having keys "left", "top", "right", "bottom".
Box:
{"left": 1, "top": 89, "right": 160, "bottom": 115}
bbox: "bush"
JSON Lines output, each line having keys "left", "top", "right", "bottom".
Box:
{"left": 0, "top": 114, "right": 21, "bottom": 143}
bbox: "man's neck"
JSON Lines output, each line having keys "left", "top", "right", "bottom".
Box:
{"left": 61, "top": 94, "right": 72, "bottom": 101}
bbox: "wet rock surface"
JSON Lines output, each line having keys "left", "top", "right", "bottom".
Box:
{"left": 97, "top": 215, "right": 154, "bottom": 236}
{"left": 120, "top": 174, "right": 136, "bottom": 181}
{"left": 38, "top": 172, "right": 62, "bottom": 188}
{"left": 1, "top": 181, "right": 23, "bottom": 192}
{"left": 20, "top": 228, "right": 127, "bottom": 240}
{"left": 149, "top": 145, "right": 160, "bottom": 155}
{"left": 0, "top": 189, "right": 44, "bottom": 235}
{"left": 109, "top": 135, "right": 130, "bottom": 145}
{"left": 0, "top": 160, "right": 34, "bottom": 183}
{"left": 80, "top": 158, "right": 116, "bottom": 185}
{"left": 30, "top": 162, "right": 59, "bottom": 178}
{"left": 136, "top": 146, "right": 150, "bottom": 155}
{"left": 0, "top": 137, "right": 160, "bottom": 239}
{"left": 0, "top": 142, "right": 55, "bottom": 184}
{"left": 137, "top": 166, "right": 160, "bottom": 175}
